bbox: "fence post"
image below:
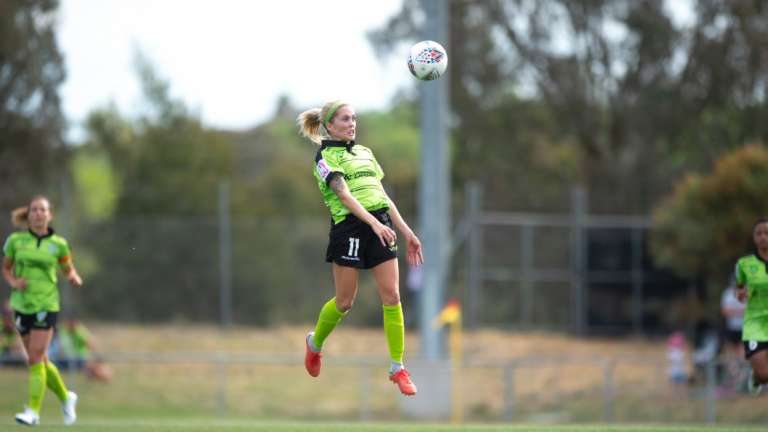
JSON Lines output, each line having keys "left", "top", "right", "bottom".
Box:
{"left": 570, "top": 186, "right": 587, "bottom": 334}
{"left": 215, "top": 353, "right": 229, "bottom": 416}
{"left": 704, "top": 359, "right": 717, "bottom": 424}
{"left": 631, "top": 228, "right": 644, "bottom": 333}
{"left": 359, "top": 365, "right": 372, "bottom": 421}
{"left": 59, "top": 179, "right": 73, "bottom": 315}
{"left": 520, "top": 225, "right": 534, "bottom": 327}
{"left": 504, "top": 362, "right": 516, "bottom": 421}
{"left": 218, "top": 180, "right": 233, "bottom": 328}
{"left": 602, "top": 360, "right": 615, "bottom": 422}
{"left": 58, "top": 178, "right": 77, "bottom": 385}
{"left": 465, "top": 182, "right": 482, "bottom": 329}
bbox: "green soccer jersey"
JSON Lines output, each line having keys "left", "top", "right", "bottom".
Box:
{"left": 735, "top": 254, "right": 768, "bottom": 341}
{"left": 314, "top": 140, "right": 389, "bottom": 224}
{"left": 2, "top": 229, "right": 71, "bottom": 314}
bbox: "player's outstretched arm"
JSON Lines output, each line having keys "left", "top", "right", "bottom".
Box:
{"left": 385, "top": 195, "right": 424, "bottom": 267}
{"left": 61, "top": 262, "right": 83, "bottom": 288}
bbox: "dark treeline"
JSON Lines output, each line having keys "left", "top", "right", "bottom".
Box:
{"left": 2, "top": 1, "right": 768, "bottom": 327}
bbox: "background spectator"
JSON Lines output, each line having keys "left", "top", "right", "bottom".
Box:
{"left": 51, "top": 319, "right": 113, "bottom": 382}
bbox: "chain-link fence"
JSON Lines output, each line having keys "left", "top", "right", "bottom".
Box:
{"left": 0, "top": 182, "right": 692, "bottom": 334}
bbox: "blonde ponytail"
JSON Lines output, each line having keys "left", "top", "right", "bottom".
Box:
{"left": 296, "top": 101, "right": 348, "bottom": 145}
{"left": 10, "top": 207, "right": 28, "bottom": 228}
{"left": 296, "top": 108, "right": 324, "bottom": 144}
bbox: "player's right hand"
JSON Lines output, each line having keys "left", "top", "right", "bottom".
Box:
{"left": 736, "top": 286, "right": 747, "bottom": 303}
{"left": 373, "top": 222, "right": 397, "bottom": 248}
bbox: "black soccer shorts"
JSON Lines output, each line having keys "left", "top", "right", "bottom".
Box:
{"left": 744, "top": 339, "right": 768, "bottom": 359}
{"left": 326, "top": 208, "right": 398, "bottom": 269}
{"left": 14, "top": 310, "right": 58, "bottom": 335}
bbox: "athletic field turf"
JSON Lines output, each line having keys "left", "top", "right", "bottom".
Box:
{"left": 3, "top": 419, "right": 766, "bottom": 432}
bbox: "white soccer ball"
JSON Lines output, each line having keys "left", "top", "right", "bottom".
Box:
{"left": 407, "top": 40, "right": 448, "bottom": 81}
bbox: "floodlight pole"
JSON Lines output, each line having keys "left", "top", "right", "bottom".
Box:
{"left": 418, "top": 0, "right": 449, "bottom": 361}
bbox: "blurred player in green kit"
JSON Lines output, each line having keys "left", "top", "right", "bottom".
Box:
{"left": 735, "top": 218, "right": 768, "bottom": 395}
{"left": 2, "top": 196, "right": 82, "bottom": 425}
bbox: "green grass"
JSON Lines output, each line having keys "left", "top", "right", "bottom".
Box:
{"left": 3, "top": 325, "right": 768, "bottom": 428}
{"left": 4, "top": 362, "right": 768, "bottom": 426}
{"left": 2, "top": 418, "right": 767, "bottom": 432}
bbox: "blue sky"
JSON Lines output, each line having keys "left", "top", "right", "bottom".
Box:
{"left": 58, "top": 0, "right": 409, "bottom": 135}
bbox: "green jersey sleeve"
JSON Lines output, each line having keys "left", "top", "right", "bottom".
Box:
{"left": 56, "top": 237, "right": 72, "bottom": 265}
{"left": 736, "top": 259, "right": 747, "bottom": 285}
{"left": 2, "top": 234, "right": 15, "bottom": 260}
{"left": 374, "top": 157, "right": 385, "bottom": 180}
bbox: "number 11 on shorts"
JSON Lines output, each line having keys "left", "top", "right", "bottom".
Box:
{"left": 348, "top": 237, "right": 360, "bottom": 257}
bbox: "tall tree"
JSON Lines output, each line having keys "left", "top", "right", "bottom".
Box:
{"left": 370, "top": 0, "right": 768, "bottom": 214}
{"left": 651, "top": 144, "right": 768, "bottom": 304}
{"left": 671, "top": 0, "right": 768, "bottom": 169}
{"left": 75, "top": 55, "right": 236, "bottom": 322}
{"left": 113, "top": 51, "right": 234, "bottom": 216}
{"left": 0, "top": 0, "right": 66, "bottom": 209}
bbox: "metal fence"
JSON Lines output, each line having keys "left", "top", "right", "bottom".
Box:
{"left": 456, "top": 183, "right": 689, "bottom": 334}
{"left": 0, "top": 181, "right": 693, "bottom": 334}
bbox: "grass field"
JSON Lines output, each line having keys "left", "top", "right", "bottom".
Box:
{"left": 3, "top": 419, "right": 768, "bottom": 432}
{"left": 2, "top": 324, "right": 768, "bottom": 428}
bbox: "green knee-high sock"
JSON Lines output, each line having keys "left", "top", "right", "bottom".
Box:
{"left": 312, "top": 297, "right": 347, "bottom": 350}
{"left": 28, "top": 362, "right": 47, "bottom": 413}
{"left": 45, "top": 361, "right": 69, "bottom": 401}
{"left": 383, "top": 303, "right": 405, "bottom": 364}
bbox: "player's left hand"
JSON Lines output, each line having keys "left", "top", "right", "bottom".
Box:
{"left": 405, "top": 233, "right": 424, "bottom": 267}
{"left": 68, "top": 272, "right": 83, "bottom": 288}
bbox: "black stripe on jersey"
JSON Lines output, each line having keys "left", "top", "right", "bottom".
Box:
{"left": 321, "top": 139, "right": 355, "bottom": 155}
{"left": 315, "top": 148, "right": 343, "bottom": 186}
{"left": 326, "top": 172, "right": 342, "bottom": 186}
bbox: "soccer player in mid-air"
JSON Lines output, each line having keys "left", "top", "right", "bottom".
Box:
{"left": 297, "top": 101, "right": 424, "bottom": 395}
{"left": 2, "top": 196, "right": 81, "bottom": 425}
{"left": 734, "top": 218, "right": 768, "bottom": 395}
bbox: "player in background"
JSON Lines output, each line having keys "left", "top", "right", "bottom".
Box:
{"left": 721, "top": 275, "right": 746, "bottom": 389}
{"left": 54, "top": 318, "right": 113, "bottom": 382}
{"left": 2, "top": 196, "right": 82, "bottom": 425}
{"left": 0, "top": 299, "right": 26, "bottom": 366}
{"left": 734, "top": 218, "right": 768, "bottom": 395}
{"left": 297, "top": 101, "right": 424, "bottom": 396}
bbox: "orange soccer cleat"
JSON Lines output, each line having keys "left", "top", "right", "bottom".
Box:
{"left": 304, "top": 333, "right": 322, "bottom": 377}
{"left": 389, "top": 368, "right": 417, "bottom": 396}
